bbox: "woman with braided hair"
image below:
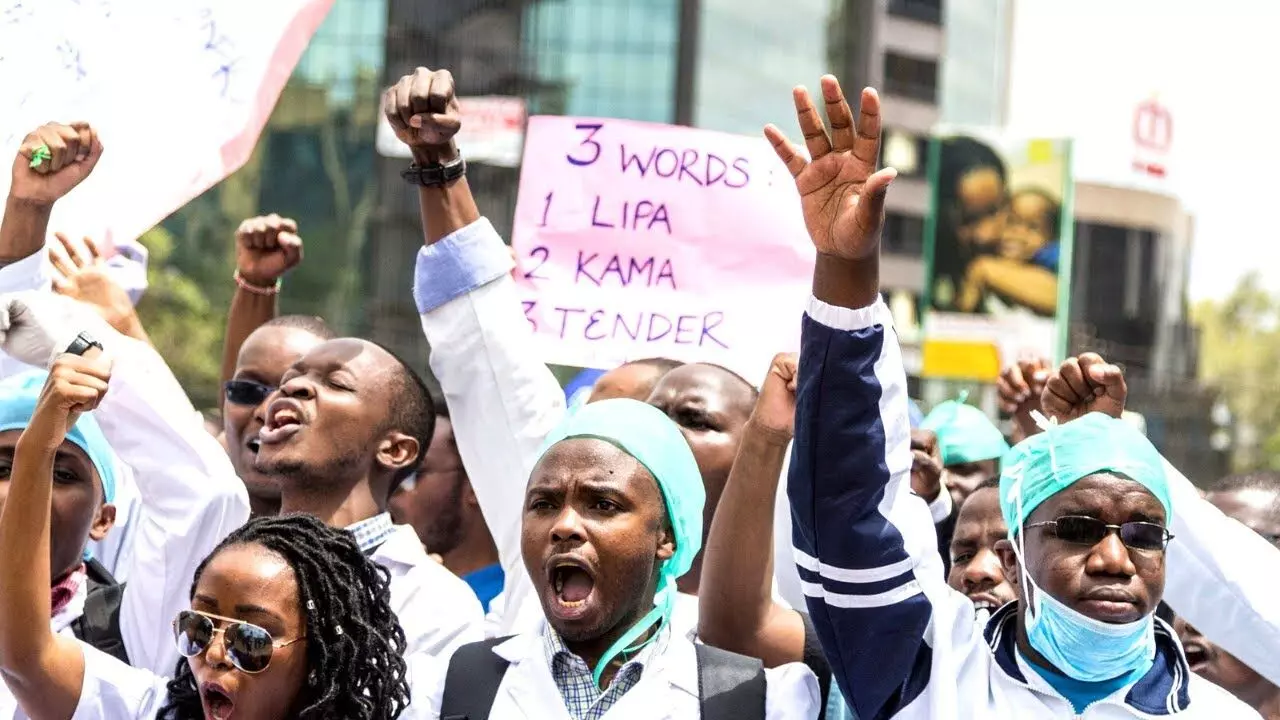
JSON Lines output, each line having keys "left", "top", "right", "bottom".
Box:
{"left": 0, "top": 350, "right": 417, "bottom": 719}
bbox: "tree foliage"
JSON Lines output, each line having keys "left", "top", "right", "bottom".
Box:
{"left": 1193, "top": 271, "right": 1280, "bottom": 471}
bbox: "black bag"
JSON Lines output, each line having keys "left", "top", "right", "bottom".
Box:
{"left": 439, "top": 636, "right": 766, "bottom": 720}
{"left": 69, "top": 558, "right": 129, "bottom": 664}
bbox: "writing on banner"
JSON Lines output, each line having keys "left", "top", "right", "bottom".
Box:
{"left": 511, "top": 116, "right": 815, "bottom": 380}
{"left": 0, "top": 0, "right": 333, "bottom": 274}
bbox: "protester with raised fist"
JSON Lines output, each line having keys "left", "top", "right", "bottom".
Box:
{"left": 0, "top": 291, "right": 247, "bottom": 688}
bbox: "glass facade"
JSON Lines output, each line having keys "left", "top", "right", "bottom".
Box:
{"left": 939, "top": 0, "right": 1009, "bottom": 126}
{"left": 524, "top": 0, "right": 680, "bottom": 123}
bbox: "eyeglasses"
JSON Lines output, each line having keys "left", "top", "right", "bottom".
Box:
{"left": 172, "top": 609, "right": 305, "bottom": 674}
{"left": 1026, "top": 515, "right": 1174, "bottom": 552}
{"left": 224, "top": 380, "right": 275, "bottom": 406}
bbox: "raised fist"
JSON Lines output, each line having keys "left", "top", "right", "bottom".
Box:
{"left": 909, "top": 429, "right": 944, "bottom": 503}
{"left": 10, "top": 122, "right": 104, "bottom": 207}
{"left": 750, "top": 353, "right": 799, "bottom": 441}
{"left": 382, "top": 67, "right": 461, "bottom": 164}
{"left": 235, "top": 214, "right": 303, "bottom": 288}
{"left": 997, "top": 357, "right": 1050, "bottom": 441}
{"left": 1041, "top": 352, "right": 1127, "bottom": 424}
{"left": 26, "top": 351, "right": 112, "bottom": 451}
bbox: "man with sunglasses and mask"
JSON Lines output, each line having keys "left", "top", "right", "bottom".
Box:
{"left": 773, "top": 74, "right": 1265, "bottom": 717}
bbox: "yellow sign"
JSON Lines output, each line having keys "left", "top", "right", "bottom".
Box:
{"left": 921, "top": 339, "right": 1001, "bottom": 381}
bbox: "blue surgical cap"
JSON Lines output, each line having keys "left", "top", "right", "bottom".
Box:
{"left": 999, "top": 412, "right": 1171, "bottom": 532}
{"left": 921, "top": 396, "right": 1009, "bottom": 466}
{"left": 0, "top": 371, "right": 117, "bottom": 504}
{"left": 535, "top": 397, "right": 704, "bottom": 685}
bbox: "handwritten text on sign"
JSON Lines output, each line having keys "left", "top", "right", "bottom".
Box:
{"left": 512, "top": 116, "right": 815, "bottom": 380}
{"left": 0, "top": 0, "right": 333, "bottom": 266}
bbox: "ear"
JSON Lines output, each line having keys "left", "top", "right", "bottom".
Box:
{"left": 993, "top": 538, "right": 1020, "bottom": 589}
{"left": 375, "top": 431, "right": 421, "bottom": 477}
{"left": 88, "top": 502, "right": 117, "bottom": 542}
{"left": 656, "top": 524, "right": 676, "bottom": 562}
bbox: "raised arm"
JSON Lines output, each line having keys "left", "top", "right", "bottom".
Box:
{"left": 385, "top": 68, "right": 566, "bottom": 634}
{"left": 0, "top": 351, "right": 111, "bottom": 720}
{"left": 772, "top": 76, "right": 972, "bottom": 718}
{"left": 1041, "top": 352, "right": 1280, "bottom": 686}
{"left": 0, "top": 292, "right": 250, "bottom": 674}
{"left": 217, "top": 214, "right": 303, "bottom": 408}
{"left": 48, "top": 232, "right": 151, "bottom": 345}
{"left": 699, "top": 353, "right": 806, "bottom": 667}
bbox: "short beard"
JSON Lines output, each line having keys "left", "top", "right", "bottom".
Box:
{"left": 258, "top": 449, "right": 367, "bottom": 500}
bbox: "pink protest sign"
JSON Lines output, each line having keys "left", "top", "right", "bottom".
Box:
{"left": 0, "top": 0, "right": 334, "bottom": 294}
{"left": 512, "top": 116, "right": 815, "bottom": 382}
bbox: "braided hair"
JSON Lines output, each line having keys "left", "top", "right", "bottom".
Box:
{"left": 158, "top": 514, "right": 410, "bottom": 719}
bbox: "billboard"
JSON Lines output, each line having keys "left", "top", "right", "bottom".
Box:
{"left": 922, "top": 132, "right": 1075, "bottom": 380}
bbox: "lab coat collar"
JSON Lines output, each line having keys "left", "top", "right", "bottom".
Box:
{"left": 368, "top": 524, "right": 430, "bottom": 571}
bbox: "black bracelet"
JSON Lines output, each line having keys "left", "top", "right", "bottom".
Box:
{"left": 401, "top": 155, "right": 467, "bottom": 187}
{"left": 65, "top": 331, "right": 103, "bottom": 357}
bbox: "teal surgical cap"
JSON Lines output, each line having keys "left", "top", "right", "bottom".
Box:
{"left": 535, "top": 397, "right": 704, "bottom": 685}
{"left": 0, "top": 371, "right": 117, "bottom": 504}
{"left": 999, "top": 412, "right": 1171, "bottom": 532}
{"left": 921, "top": 394, "right": 1010, "bottom": 466}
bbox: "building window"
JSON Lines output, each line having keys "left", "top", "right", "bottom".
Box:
{"left": 888, "top": 0, "right": 943, "bottom": 25}
{"left": 884, "top": 51, "right": 938, "bottom": 104}
{"left": 880, "top": 129, "right": 928, "bottom": 177}
{"left": 884, "top": 212, "right": 925, "bottom": 256}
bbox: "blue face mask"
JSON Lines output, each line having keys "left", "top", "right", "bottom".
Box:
{"left": 1006, "top": 440, "right": 1157, "bottom": 683}
{"left": 1023, "top": 582, "right": 1156, "bottom": 682}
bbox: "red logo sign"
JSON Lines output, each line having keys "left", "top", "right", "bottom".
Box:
{"left": 1132, "top": 98, "right": 1172, "bottom": 177}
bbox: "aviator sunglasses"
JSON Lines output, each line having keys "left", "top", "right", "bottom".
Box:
{"left": 172, "top": 609, "right": 305, "bottom": 674}
{"left": 1026, "top": 515, "right": 1174, "bottom": 552}
{"left": 224, "top": 380, "right": 275, "bottom": 406}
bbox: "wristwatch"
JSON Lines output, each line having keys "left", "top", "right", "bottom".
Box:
{"left": 65, "top": 331, "right": 103, "bottom": 356}
{"left": 401, "top": 155, "right": 467, "bottom": 187}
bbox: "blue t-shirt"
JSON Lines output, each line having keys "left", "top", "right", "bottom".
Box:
{"left": 1031, "top": 242, "right": 1060, "bottom": 273}
{"left": 1023, "top": 652, "right": 1151, "bottom": 714}
{"left": 462, "top": 562, "right": 505, "bottom": 613}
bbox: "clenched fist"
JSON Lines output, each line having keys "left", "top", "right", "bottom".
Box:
{"left": 1041, "top": 352, "right": 1127, "bottom": 423}
{"left": 10, "top": 122, "right": 104, "bottom": 207}
{"left": 382, "top": 67, "right": 462, "bottom": 165}
{"left": 235, "top": 214, "right": 303, "bottom": 288}
{"left": 25, "top": 350, "right": 112, "bottom": 452}
{"left": 750, "top": 353, "right": 799, "bottom": 442}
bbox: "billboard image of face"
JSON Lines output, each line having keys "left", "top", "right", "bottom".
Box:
{"left": 922, "top": 133, "right": 1073, "bottom": 379}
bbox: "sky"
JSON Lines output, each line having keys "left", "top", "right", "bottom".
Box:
{"left": 1006, "top": 0, "right": 1280, "bottom": 301}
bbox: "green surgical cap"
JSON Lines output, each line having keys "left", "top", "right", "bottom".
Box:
{"left": 535, "top": 398, "right": 704, "bottom": 685}
{"left": 921, "top": 397, "right": 1009, "bottom": 466}
{"left": 999, "top": 412, "right": 1172, "bottom": 532}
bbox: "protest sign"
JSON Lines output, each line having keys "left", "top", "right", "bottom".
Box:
{"left": 511, "top": 116, "right": 815, "bottom": 382}
{"left": 0, "top": 0, "right": 333, "bottom": 288}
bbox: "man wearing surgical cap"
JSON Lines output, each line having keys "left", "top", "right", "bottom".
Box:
{"left": 922, "top": 394, "right": 1010, "bottom": 509}
{"left": 0, "top": 371, "right": 118, "bottom": 622}
{"left": 431, "top": 398, "right": 820, "bottom": 718}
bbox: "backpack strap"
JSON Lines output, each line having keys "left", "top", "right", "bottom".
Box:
{"left": 696, "top": 644, "right": 767, "bottom": 720}
{"left": 71, "top": 565, "right": 129, "bottom": 665}
{"left": 440, "top": 636, "right": 513, "bottom": 720}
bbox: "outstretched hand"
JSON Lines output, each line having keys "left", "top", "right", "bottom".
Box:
{"left": 1041, "top": 352, "right": 1127, "bottom": 423}
{"left": 764, "top": 77, "right": 896, "bottom": 261}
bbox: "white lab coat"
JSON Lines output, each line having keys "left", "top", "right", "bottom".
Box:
{"left": 372, "top": 524, "right": 486, "bottom": 658}
{"left": 412, "top": 218, "right": 797, "bottom": 637}
{"left": 400, "top": 621, "right": 820, "bottom": 720}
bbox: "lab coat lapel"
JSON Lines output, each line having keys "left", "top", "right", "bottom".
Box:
{"left": 491, "top": 633, "right": 574, "bottom": 720}
{"left": 603, "top": 634, "right": 699, "bottom": 719}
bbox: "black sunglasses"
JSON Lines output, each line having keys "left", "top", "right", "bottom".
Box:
{"left": 1027, "top": 515, "right": 1174, "bottom": 552}
{"left": 173, "top": 609, "right": 304, "bottom": 674}
{"left": 224, "top": 380, "right": 275, "bottom": 406}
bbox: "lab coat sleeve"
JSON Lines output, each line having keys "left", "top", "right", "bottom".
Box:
{"left": 763, "top": 661, "right": 822, "bottom": 720}
{"left": 96, "top": 334, "right": 251, "bottom": 675}
{"left": 788, "top": 296, "right": 969, "bottom": 719}
{"left": 413, "top": 218, "right": 566, "bottom": 636}
{"left": 70, "top": 643, "right": 169, "bottom": 720}
{"left": 1163, "top": 459, "right": 1280, "bottom": 686}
